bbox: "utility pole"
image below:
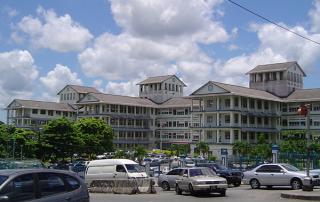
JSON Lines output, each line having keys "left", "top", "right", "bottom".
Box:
{"left": 298, "top": 104, "right": 313, "bottom": 191}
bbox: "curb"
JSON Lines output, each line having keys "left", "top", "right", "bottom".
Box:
{"left": 281, "top": 192, "right": 320, "bottom": 200}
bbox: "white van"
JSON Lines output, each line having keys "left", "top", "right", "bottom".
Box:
{"left": 85, "top": 159, "right": 147, "bottom": 185}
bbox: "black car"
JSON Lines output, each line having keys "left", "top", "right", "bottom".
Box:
{"left": 196, "top": 163, "right": 242, "bottom": 186}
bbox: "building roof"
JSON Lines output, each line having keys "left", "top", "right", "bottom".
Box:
{"left": 57, "top": 85, "right": 100, "bottom": 95}
{"left": 190, "top": 81, "right": 282, "bottom": 102}
{"left": 284, "top": 88, "right": 320, "bottom": 102}
{"left": 6, "top": 99, "right": 76, "bottom": 111}
{"left": 78, "top": 93, "right": 157, "bottom": 107}
{"left": 136, "top": 75, "right": 187, "bottom": 86}
{"left": 158, "top": 97, "right": 193, "bottom": 108}
{"left": 246, "top": 61, "right": 306, "bottom": 76}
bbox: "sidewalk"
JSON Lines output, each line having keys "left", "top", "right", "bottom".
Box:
{"left": 281, "top": 189, "right": 320, "bottom": 200}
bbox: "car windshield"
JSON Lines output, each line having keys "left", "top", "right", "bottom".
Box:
{"left": 282, "top": 164, "right": 300, "bottom": 172}
{"left": 125, "top": 164, "right": 144, "bottom": 173}
{"left": 189, "top": 168, "right": 216, "bottom": 177}
{"left": 186, "top": 160, "right": 194, "bottom": 164}
{"left": 0, "top": 175, "right": 7, "bottom": 186}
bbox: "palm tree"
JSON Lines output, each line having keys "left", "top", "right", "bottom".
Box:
{"left": 196, "top": 141, "right": 209, "bottom": 158}
{"left": 134, "top": 146, "right": 147, "bottom": 165}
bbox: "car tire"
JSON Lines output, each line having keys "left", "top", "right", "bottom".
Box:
{"left": 291, "top": 179, "right": 302, "bottom": 190}
{"left": 161, "top": 181, "right": 170, "bottom": 191}
{"left": 220, "top": 189, "right": 226, "bottom": 196}
{"left": 188, "top": 183, "right": 195, "bottom": 195}
{"left": 175, "top": 184, "right": 182, "bottom": 195}
{"left": 233, "top": 181, "right": 241, "bottom": 187}
{"left": 250, "top": 179, "right": 260, "bottom": 189}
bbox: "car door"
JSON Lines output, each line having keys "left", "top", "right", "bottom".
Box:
{"left": 35, "top": 172, "right": 73, "bottom": 202}
{"left": 179, "top": 169, "right": 189, "bottom": 190}
{"left": 166, "top": 169, "right": 183, "bottom": 188}
{"left": 115, "top": 165, "right": 128, "bottom": 179}
{"left": 0, "top": 173, "right": 36, "bottom": 202}
{"left": 268, "top": 165, "right": 289, "bottom": 185}
{"left": 254, "top": 165, "right": 271, "bottom": 185}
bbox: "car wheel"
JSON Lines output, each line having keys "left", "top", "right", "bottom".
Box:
{"left": 175, "top": 184, "right": 182, "bottom": 195}
{"left": 233, "top": 181, "right": 241, "bottom": 187}
{"left": 161, "top": 181, "right": 170, "bottom": 191}
{"left": 250, "top": 179, "right": 260, "bottom": 189}
{"left": 188, "top": 184, "right": 195, "bottom": 195}
{"left": 220, "top": 189, "right": 226, "bottom": 196}
{"left": 291, "top": 179, "right": 302, "bottom": 190}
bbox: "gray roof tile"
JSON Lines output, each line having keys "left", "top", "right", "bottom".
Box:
{"left": 246, "top": 61, "right": 306, "bottom": 76}
{"left": 7, "top": 99, "right": 75, "bottom": 111}
{"left": 285, "top": 89, "right": 320, "bottom": 102}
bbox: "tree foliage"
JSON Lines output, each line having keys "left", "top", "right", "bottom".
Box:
{"left": 196, "top": 141, "right": 209, "bottom": 157}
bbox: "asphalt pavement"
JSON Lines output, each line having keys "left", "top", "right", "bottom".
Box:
{"left": 90, "top": 185, "right": 315, "bottom": 202}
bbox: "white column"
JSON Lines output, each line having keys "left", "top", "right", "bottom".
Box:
{"left": 230, "top": 129, "right": 234, "bottom": 144}
{"left": 217, "top": 97, "right": 220, "bottom": 110}
{"left": 230, "top": 96, "right": 234, "bottom": 109}
{"left": 217, "top": 113, "right": 220, "bottom": 126}
{"left": 217, "top": 129, "right": 220, "bottom": 143}
{"left": 230, "top": 112, "right": 234, "bottom": 127}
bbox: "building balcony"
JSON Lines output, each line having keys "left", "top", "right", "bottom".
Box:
{"left": 79, "top": 111, "right": 152, "bottom": 120}
{"left": 112, "top": 126, "right": 152, "bottom": 132}
{"left": 113, "top": 138, "right": 153, "bottom": 144}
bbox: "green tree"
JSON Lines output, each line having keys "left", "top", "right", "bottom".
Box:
{"left": 12, "top": 128, "right": 38, "bottom": 159}
{"left": 43, "top": 117, "right": 81, "bottom": 160}
{"left": 233, "top": 141, "right": 250, "bottom": 156}
{"left": 114, "top": 150, "right": 126, "bottom": 158}
{"left": 134, "top": 146, "right": 147, "bottom": 164}
{"left": 249, "top": 134, "right": 271, "bottom": 160}
{"left": 0, "top": 124, "right": 10, "bottom": 158}
{"left": 74, "top": 118, "right": 114, "bottom": 159}
{"left": 196, "top": 141, "right": 209, "bottom": 157}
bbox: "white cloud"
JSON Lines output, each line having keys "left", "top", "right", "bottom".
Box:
{"left": 309, "top": 0, "right": 320, "bottom": 33}
{"left": 0, "top": 50, "right": 38, "bottom": 107}
{"left": 2, "top": 6, "right": 18, "bottom": 18}
{"left": 79, "top": 0, "right": 231, "bottom": 94}
{"left": 16, "top": 7, "right": 93, "bottom": 52}
{"left": 39, "top": 64, "right": 82, "bottom": 99}
{"left": 104, "top": 80, "right": 139, "bottom": 97}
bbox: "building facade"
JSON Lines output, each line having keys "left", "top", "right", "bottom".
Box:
{"left": 5, "top": 62, "right": 320, "bottom": 158}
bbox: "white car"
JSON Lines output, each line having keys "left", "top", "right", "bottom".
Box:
{"left": 243, "top": 163, "right": 320, "bottom": 190}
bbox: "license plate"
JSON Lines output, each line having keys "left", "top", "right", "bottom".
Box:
{"left": 210, "top": 186, "right": 217, "bottom": 190}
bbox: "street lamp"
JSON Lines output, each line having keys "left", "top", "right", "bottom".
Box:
{"left": 298, "top": 104, "right": 313, "bottom": 191}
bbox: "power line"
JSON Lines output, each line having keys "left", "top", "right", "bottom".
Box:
{"left": 227, "top": 0, "right": 320, "bottom": 46}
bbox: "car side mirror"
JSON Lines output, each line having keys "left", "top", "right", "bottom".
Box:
{"left": 0, "top": 196, "right": 9, "bottom": 202}
{"left": 183, "top": 174, "right": 188, "bottom": 177}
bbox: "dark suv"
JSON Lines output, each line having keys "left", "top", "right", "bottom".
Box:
{"left": 196, "top": 163, "right": 242, "bottom": 187}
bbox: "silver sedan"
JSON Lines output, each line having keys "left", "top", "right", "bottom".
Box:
{"left": 243, "top": 163, "right": 320, "bottom": 190}
{"left": 175, "top": 167, "right": 228, "bottom": 196}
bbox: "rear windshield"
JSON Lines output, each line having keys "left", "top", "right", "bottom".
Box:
{"left": 125, "top": 164, "right": 144, "bottom": 173}
{"left": 0, "top": 175, "right": 8, "bottom": 186}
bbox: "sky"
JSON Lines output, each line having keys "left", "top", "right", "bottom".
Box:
{"left": 1, "top": 0, "right": 320, "bottom": 122}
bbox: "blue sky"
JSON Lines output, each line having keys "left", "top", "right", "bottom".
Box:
{"left": 1, "top": 0, "right": 320, "bottom": 122}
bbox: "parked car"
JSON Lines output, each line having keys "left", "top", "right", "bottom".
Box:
{"left": 158, "top": 168, "right": 185, "bottom": 190}
{"left": 185, "top": 160, "right": 195, "bottom": 167}
{"left": 196, "top": 163, "right": 242, "bottom": 186}
{"left": 0, "top": 169, "right": 89, "bottom": 202}
{"left": 243, "top": 163, "right": 320, "bottom": 190}
{"left": 175, "top": 167, "right": 228, "bottom": 196}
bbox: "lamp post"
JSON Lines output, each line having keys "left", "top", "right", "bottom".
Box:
{"left": 298, "top": 104, "right": 313, "bottom": 191}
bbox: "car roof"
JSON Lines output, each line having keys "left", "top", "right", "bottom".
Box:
{"left": 0, "top": 169, "right": 75, "bottom": 177}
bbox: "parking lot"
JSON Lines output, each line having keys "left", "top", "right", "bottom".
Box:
{"left": 90, "top": 185, "right": 314, "bottom": 202}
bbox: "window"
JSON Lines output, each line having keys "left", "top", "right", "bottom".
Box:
{"left": 225, "top": 99, "right": 230, "bottom": 108}
{"left": 40, "top": 110, "right": 46, "bottom": 115}
{"left": 56, "top": 111, "right": 61, "bottom": 116}
{"left": 167, "top": 169, "right": 182, "bottom": 175}
{"left": 32, "top": 109, "right": 38, "bottom": 114}
{"left": 225, "top": 115, "right": 230, "bottom": 124}
{"left": 241, "top": 115, "right": 247, "bottom": 124}
{"left": 116, "top": 165, "right": 126, "bottom": 172}
{"left": 256, "top": 165, "right": 270, "bottom": 173}
{"left": 242, "top": 98, "right": 247, "bottom": 108}
{"left": 48, "top": 110, "right": 53, "bottom": 116}
{"left": 250, "top": 99, "right": 255, "bottom": 109}
{"left": 0, "top": 174, "right": 35, "bottom": 201}
{"left": 64, "top": 175, "right": 80, "bottom": 191}
{"left": 38, "top": 172, "right": 66, "bottom": 197}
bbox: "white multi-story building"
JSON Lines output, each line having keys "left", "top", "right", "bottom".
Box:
{"left": 5, "top": 62, "right": 320, "bottom": 157}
